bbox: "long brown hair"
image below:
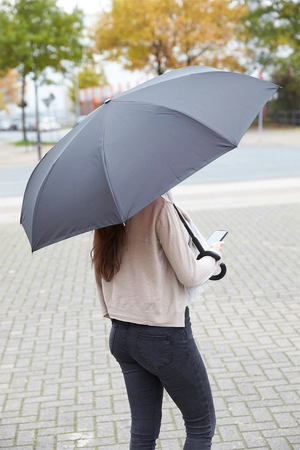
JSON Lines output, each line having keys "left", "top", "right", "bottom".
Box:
{"left": 91, "top": 224, "right": 126, "bottom": 282}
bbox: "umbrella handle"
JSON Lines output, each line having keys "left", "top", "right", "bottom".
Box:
{"left": 209, "top": 262, "right": 227, "bottom": 281}
{"left": 173, "top": 204, "right": 227, "bottom": 281}
{"left": 196, "top": 252, "right": 227, "bottom": 281}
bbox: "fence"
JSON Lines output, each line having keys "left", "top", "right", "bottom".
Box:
{"left": 269, "top": 110, "right": 300, "bottom": 126}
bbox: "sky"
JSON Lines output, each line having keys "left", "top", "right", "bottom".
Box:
{"left": 57, "top": 0, "right": 110, "bottom": 16}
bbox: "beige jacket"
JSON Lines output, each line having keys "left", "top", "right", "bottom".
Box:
{"left": 95, "top": 194, "right": 221, "bottom": 327}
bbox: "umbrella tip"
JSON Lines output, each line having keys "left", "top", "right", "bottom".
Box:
{"left": 104, "top": 99, "right": 111, "bottom": 104}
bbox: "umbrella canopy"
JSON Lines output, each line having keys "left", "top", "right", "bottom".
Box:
{"left": 21, "top": 66, "right": 279, "bottom": 251}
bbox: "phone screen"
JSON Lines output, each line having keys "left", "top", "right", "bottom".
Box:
{"left": 206, "top": 230, "right": 228, "bottom": 247}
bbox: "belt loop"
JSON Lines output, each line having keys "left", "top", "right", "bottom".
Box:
{"left": 185, "top": 306, "right": 189, "bottom": 318}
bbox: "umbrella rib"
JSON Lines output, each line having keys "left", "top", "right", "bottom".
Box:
{"left": 30, "top": 166, "right": 60, "bottom": 250}
{"left": 113, "top": 67, "right": 222, "bottom": 100}
{"left": 112, "top": 99, "right": 239, "bottom": 148}
{"left": 101, "top": 104, "right": 126, "bottom": 222}
{"left": 28, "top": 112, "right": 104, "bottom": 247}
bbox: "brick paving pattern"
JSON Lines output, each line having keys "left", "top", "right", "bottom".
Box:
{"left": 0, "top": 127, "right": 299, "bottom": 449}
{"left": 1, "top": 199, "right": 300, "bottom": 449}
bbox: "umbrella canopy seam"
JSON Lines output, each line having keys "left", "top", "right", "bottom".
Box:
{"left": 113, "top": 69, "right": 279, "bottom": 105}
{"left": 31, "top": 165, "right": 60, "bottom": 249}
{"left": 110, "top": 99, "right": 239, "bottom": 148}
{"left": 101, "top": 103, "right": 126, "bottom": 222}
{"left": 23, "top": 110, "right": 102, "bottom": 244}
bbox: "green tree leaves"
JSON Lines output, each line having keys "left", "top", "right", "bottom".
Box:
{"left": 0, "top": 0, "right": 85, "bottom": 140}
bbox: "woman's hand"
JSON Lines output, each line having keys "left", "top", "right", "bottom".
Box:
{"left": 210, "top": 241, "right": 225, "bottom": 253}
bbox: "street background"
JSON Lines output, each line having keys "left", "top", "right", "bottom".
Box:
{"left": 0, "top": 127, "right": 300, "bottom": 449}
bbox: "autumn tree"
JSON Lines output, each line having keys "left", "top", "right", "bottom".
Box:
{"left": 90, "top": 0, "right": 248, "bottom": 76}
{"left": 0, "top": 0, "right": 84, "bottom": 146}
{"left": 0, "top": 69, "right": 19, "bottom": 111}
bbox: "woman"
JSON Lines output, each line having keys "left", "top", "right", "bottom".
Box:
{"left": 92, "top": 192, "right": 224, "bottom": 450}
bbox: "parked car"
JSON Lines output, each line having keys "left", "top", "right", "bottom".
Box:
{"left": 0, "top": 119, "right": 18, "bottom": 130}
{"left": 26, "top": 120, "right": 37, "bottom": 131}
{"left": 39, "top": 117, "right": 61, "bottom": 131}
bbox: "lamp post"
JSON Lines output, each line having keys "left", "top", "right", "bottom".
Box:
{"left": 74, "top": 74, "right": 80, "bottom": 120}
{"left": 258, "top": 67, "right": 264, "bottom": 139}
{"left": 34, "top": 78, "right": 42, "bottom": 161}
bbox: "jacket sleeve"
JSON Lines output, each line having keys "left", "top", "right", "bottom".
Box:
{"left": 156, "top": 200, "right": 221, "bottom": 288}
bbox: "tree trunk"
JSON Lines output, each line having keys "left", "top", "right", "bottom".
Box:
{"left": 21, "top": 74, "right": 27, "bottom": 142}
{"left": 156, "top": 58, "right": 163, "bottom": 75}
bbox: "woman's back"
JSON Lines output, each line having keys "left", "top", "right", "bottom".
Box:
{"left": 95, "top": 195, "right": 219, "bottom": 326}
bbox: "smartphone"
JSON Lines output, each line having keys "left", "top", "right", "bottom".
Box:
{"left": 206, "top": 230, "right": 228, "bottom": 247}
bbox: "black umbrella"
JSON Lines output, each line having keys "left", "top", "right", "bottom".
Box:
{"left": 21, "top": 66, "right": 279, "bottom": 251}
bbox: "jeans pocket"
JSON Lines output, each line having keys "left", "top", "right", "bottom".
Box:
{"left": 109, "top": 321, "right": 119, "bottom": 355}
{"left": 137, "top": 333, "right": 171, "bottom": 370}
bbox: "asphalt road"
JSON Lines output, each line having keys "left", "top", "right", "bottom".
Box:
{"left": 185, "top": 145, "right": 300, "bottom": 184}
{"left": 0, "top": 129, "right": 299, "bottom": 197}
{"left": 0, "top": 129, "right": 69, "bottom": 197}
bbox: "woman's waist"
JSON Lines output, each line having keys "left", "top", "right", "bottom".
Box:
{"left": 107, "top": 302, "right": 188, "bottom": 327}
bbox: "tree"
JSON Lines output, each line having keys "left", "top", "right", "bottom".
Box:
{"left": 243, "top": 0, "right": 300, "bottom": 67}
{"left": 267, "top": 56, "right": 300, "bottom": 122}
{"left": 68, "top": 62, "right": 108, "bottom": 113}
{"left": 242, "top": 0, "right": 300, "bottom": 116}
{"left": 90, "top": 0, "right": 248, "bottom": 76}
{"left": 0, "top": 0, "right": 85, "bottom": 149}
{"left": 0, "top": 68, "right": 19, "bottom": 110}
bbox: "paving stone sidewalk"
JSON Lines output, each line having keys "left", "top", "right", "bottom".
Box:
{"left": 1, "top": 194, "right": 300, "bottom": 449}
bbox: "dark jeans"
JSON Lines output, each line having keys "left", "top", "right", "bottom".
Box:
{"left": 109, "top": 308, "right": 216, "bottom": 449}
